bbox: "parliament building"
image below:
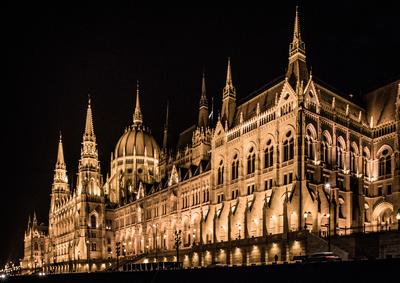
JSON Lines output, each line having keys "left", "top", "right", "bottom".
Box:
{"left": 20, "top": 8, "right": 400, "bottom": 273}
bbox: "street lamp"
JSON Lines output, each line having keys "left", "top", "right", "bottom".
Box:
{"left": 325, "top": 213, "right": 331, "bottom": 251}
{"left": 303, "top": 212, "right": 308, "bottom": 230}
{"left": 153, "top": 224, "right": 157, "bottom": 261}
{"left": 86, "top": 240, "right": 90, "bottom": 272}
{"left": 396, "top": 210, "right": 400, "bottom": 232}
{"left": 174, "top": 230, "right": 182, "bottom": 267}
{"left": 238, "top": 223, "right": 242, "bottom": 240}
{"left": 192, "top": 229, "right": 196, "bottom": 246}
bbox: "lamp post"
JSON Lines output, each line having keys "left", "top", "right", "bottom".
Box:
{"left": 303, "top": 212, "right": 308, "bottom": 230}
{"left": 325, "top": 183, "right": 332, "bottom": 249}
{"left": 86, "top": 240, "right": 90, "bottom": 272}
{"left": 238, "top": 223, "right": 242, "bottom": 240}
{"left": 153, "top": 224, "right": 157, "bottom": 261}
{"left": 174, "top": 230, "right": 182, "bottom": 267}
{"left": 396, "top": 211, "right": 400, "bottom": 232}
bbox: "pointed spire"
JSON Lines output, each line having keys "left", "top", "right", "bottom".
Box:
{"left": 223, "top": 57, "right": 236, "bottom": 98}
{"left": 84, "top": 94, "right": 95, "bottom": 141}
{"left": 56, "top": 131, "right": 66, "bottom": 170}
{"left": 27, "top": 214, "right": 31, "bottom": 227}
{"left": 163, "top": 100, "right": 169, "bottom": 152}
{"left": 286, "top": 6, "right": 308, "bottom": 86}
{"left": 292, "top": 6, "right": 302, "bottom": 48}
{"left": 199, "top": 72, "right": 208, "bottom": 107}
{"left": 198, "top": 73, "right": 209, "bottom": 128}
{"left": 33, "top": 210, "right": 37, "bottom": 225}
{"left": 133, "top": 80, "right": 143, "bottom": 126}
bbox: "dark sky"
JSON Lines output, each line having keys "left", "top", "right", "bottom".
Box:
{"left": 3, "top": 1, "right": 399, "bottom": 267}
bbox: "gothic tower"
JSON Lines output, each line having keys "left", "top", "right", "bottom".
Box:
{"left": 50, "top": 132, "right": 70, "bottom": 212}
{"left": 75, "top": 97, "right": 106, "bottom": 267}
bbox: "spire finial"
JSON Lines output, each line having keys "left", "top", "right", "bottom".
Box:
{"left": 200, "top": 72, "right": 208, "bottom": 107}
{"left": 133, "top": 80, "right": 143, "bottom": 126}
{"left": 163, "top": 100, "right": 169, "bottom": 151}
{"left": 33, "top": 210, "right": 37, "bottom": 224}
{"left": 223, "top": 57, "right": 236, "bottom": 97}
{"left": 56, "top": 130, "right": 66, "bottom": 169}
{"left": 293, "top": 5, "right": 301, "bottom": 44}
{"left": 84, "top": 95, "right": 95, "bottom": 140}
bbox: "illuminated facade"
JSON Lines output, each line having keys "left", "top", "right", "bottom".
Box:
{"left": 21, "top": 8, "right": 400, "bottom": 273}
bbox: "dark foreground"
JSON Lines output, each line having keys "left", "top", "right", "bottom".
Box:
{"left": 5, "top": 259, "right": 400, "bottom": 283}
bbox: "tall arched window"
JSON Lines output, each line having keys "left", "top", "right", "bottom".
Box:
{"left": 247, "top": 147, "right": 256, "bottom": 174}
{"left": 305, "top": 128, "right": 315, "bottom": 160}
{"left": 321, "top": 134, "right": 331, "bottom": 164}
{"left": 231, "top": 154, "right": 239, "bottom": 180}
{"left": 363, "top": 148, "right": 370, "bottom": 177}
{"left": 350, "top": 144, "right": 358, "bottom": 173}
{"left": 283, "top": 131, "right": 294, "bottom": 162}
{"left": 217, "top": 160, "right": 224, "bottom": 185}
{"left": 379, "top": 149, "right": 391, "bottom": 177}
{"left": 336, "top": 138, "right": 345, "bottom": 169}
{"left": 91, "top": 215, "right": 96, "bottom": 228}
{"left": 264, "top": 140, "right": 274, "bottom": 169}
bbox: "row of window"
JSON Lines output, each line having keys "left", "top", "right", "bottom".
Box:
{"left": 218, "top": 138, "right": 295, "bottom": 185}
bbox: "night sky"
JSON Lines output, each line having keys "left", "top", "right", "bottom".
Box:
{"left": 3, "top": 1, "right": 399, "bottom": 267}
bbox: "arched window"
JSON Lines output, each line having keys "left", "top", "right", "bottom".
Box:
{"left": 379, "top": 149, "right": 391, "bottom": 177}
{"left": 321, "top": 134, "right": 331, "bottom": 164}
{"left": 305, "top": 128, "right": 315, "bottom": 160}
{"left": 264, "top": 140, "right": 274, "bottom": 169}
{"left": 350, "top": 145, "right": 358, "bottom": 173}
{"left": 231, "top": 154, "right": 239, "bottom": 180}
{"left": 336, "top": 138, "right": 345, "bottom": 169}
{"left": 247, "top": 147, "right": 256, "bottom": 174}
{"left": 217, "top": 160, "right": 224, "bottom": 185}
{"left": 363, "top": 148, "right": 370, "bottom": 177}
{"left": 34, "top": 242, "right": 39, "bottom": 251}
{"left": 90, "top": 215, "right": 96, "bottom": 228}
{"left": 283, "top": 131, "right": 294, "bottom": 162}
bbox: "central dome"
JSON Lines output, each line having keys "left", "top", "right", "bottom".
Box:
{"left": 114, "top": 125, "right": 160, "bottom": 158}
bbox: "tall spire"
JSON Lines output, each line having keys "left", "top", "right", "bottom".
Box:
{"left": 200, "top": 72, "right": 208, "bottom": 107}
{"left": 162, "top": 100, "right": 169, "bottom": 152}
{"left": 33, "top": 210, "right": 37, "bottom": 225}
{"left": 56, "top": 131, "right": 66, "bottom": 170}
{"left": 223, "top": 57, "right": 236, "bottom": 98}
{"left": 221, "top": 58, "right": 236, "bottom": 128}
{"left": 286, "top": 6, "right": 308, "bottom": 87}
{"left": 84, "top": 95, "right": 95, "bottom": 141}
{"left": 198, "top": 73, "right": 209, "bottom": 128}
{"left": 133, "top": 80, "right": 143, "bottom": 126}
{"left": 53, "top": 132, "right": 68, "bottom": 188}
{"left": 291, "top": 6, "right": 302, "bottom": 51}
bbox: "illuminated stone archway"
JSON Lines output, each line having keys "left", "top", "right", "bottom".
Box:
{"left": 372, "top": 201, "right": 393, "bottom": 225}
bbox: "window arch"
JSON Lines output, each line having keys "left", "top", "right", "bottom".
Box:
{"left": 363, "top": 147, "right": 370, "bottom": 177}
{"left": 378, "top": 148, "right": 391, "bottom": 177}
{"left": 217, "top": 160, "right": 224, "bottom": 185}
{"left": 283, "top": 131, "right": 294, "bottom": 162}
{"left": 305, "top": 127, "right": 316, "bottom": 160}
{"left": 247, "top": 147, "right": 256, "bottom": 174}
{"left": 350, "top": 143, "right": 358, "bottom": 173}
{"left": 90, "top": 214, "right": 96, "bottom": 228}
{"left": 231, "top": 154, "right": 239, "bottom": 180}
{"left": 336, "top": 137, "right": 346, "bottom": 169}
{"left": 321, "top": 132, "right": 332, "bottom": 164}
{"left": 264, "top": 139, "right": 274, "bottom": 169}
